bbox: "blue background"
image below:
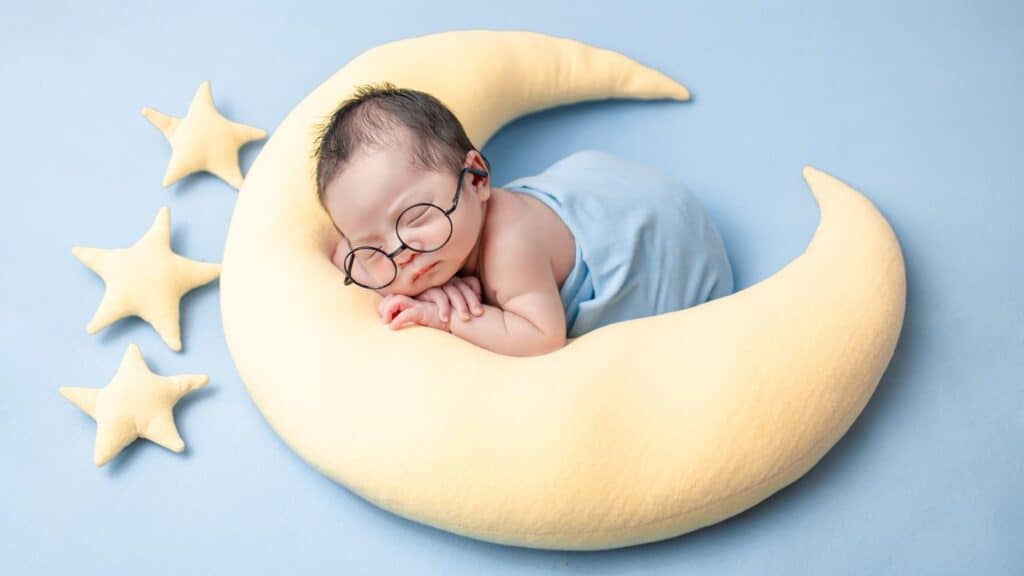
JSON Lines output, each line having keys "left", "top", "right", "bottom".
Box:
{"left": 2, "top": 1, "right": 1021, "bottom": 573}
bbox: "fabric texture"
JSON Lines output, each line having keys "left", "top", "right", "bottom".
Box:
{"left": 503, "top": 149, "right": 735, "bottom": 338}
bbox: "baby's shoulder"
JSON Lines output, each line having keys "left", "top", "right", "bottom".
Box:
{"left": 477, "top": 189, "right": 520, "bottom": 287}
{"left": 480, "top": 188, "right": 535, "bottom": 264}
{"left": 485, "top": 187, "right": 529, "bottom": 227}
{"left": 478, "top": 189, "right": 554, "bottom": 304}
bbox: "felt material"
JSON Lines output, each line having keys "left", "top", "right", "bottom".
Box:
{"left": 72, "top": 206, "right": 221, "bottom": 352}
{"left": 219, "top": 30, "right": 906, "bottom": 550}
{"left": 142, "top": 80, "right": 267, "bottom": 190}
{"left": 59, "top": 343, "right": 208, "bottom": 466}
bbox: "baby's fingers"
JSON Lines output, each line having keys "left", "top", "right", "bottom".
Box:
{"left": 463, "top": 275, "right": 482, "bottom": 298}
{"left": 389, "top": 305, "right": 425, "bottom": 330}
{"left": 377, "top": 295, "right": 394, "bottom": 321}
{"left": 380, "top": 294, "right": 415, "bottom": 323}
{"left": 442, "top": 284, "right": 471, "bottom": 321}
{"left": 378, "top": 294, "right": 396, "bottom": 320}
{"left": 416, "top": 288, "right": 451, "bottom": 322}
{"left": 453, "top": 278, "right": 484, "bottom": 316}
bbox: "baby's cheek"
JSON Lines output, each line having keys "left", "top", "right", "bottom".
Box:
{"left": 424, "top": 278, "right": 448, "bottom": 291}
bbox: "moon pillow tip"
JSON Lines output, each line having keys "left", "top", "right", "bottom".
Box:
{"left": 221, "top": 30, "right": 905, "bottom": 550}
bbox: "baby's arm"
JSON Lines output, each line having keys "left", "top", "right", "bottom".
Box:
{"left": 446, "top": 233, "right": 566, "bottom": 357}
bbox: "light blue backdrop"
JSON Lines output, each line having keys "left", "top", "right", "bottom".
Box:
{"left": 2, "top": 1, "right": 1020, "bottom": 573}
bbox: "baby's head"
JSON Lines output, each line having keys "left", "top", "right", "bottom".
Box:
{"left": 313, "top": 82, "right": 492, "bottom": 297}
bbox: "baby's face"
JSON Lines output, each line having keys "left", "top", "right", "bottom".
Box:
{"left": 322, "top": 138, "right": 490, "bottom": 297}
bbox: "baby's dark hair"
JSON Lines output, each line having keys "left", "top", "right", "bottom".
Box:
{"left": 312, "top": 82, "right": 481, "bottom": 221}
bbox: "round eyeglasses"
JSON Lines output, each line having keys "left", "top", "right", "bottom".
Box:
{"left": 343, "top": 163, "right": 489, "bottom": 290}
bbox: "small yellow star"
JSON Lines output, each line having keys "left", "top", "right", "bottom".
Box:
{"left": 72, "top": 206, "right": 220, "bottom": 352}
{"left": 142, "top": 80, "right": 267, "bottom": 189}
{"left": 60, "top": 343, "right": 209, "bottom": 466}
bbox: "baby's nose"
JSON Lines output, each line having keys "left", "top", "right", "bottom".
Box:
{"left": 398, "top": 251, "right": 418, "bottom": 267}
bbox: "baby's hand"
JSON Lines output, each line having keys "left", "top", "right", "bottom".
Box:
{"left": 414, "top": 276, "right": 484, "bottom": 323}
{"left": 379, "top": 294, "right": 446, "bottom": 331}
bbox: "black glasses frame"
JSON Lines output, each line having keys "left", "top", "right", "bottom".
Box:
{"left": 343, "top": 159, "right": 490, "bottom": 290}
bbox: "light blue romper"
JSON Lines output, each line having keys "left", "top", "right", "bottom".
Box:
{"left": 500, "top": 149, "right": 734, "bottom": 338}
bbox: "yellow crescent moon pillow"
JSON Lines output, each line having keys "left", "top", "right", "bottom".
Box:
{"left": 220, "top": 30, "right": 906, "bottom": 550}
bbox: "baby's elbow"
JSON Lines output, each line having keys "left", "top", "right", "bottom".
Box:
{"left": 504, "top": 329, "right": 565, "bottom": 358}
{"left": 530, "top": 330, "right": 567, "bottom": 356}
{"left": 499, "top": 306, "right": 567, "bottom": 356}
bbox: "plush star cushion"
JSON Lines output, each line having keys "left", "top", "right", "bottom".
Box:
{"left": 72, "top": 207, "right": 221, "bottom": 352}
{"left": 219, "top": 30, "right": 906, "bottom": 550}
{"left": 143, "top": 80, "right": 266, "bottom": 190}
{"left": 60, "top": 343, "right": 208, "bottom": 466}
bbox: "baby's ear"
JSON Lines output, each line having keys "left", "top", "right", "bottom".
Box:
{"left": 474, "top": 175, "right": 492, "bottom": 201}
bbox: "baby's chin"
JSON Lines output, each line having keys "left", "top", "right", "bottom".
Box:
{"left": 415, "top": 270, "right": 455, "bottom": 294}
{"left": 426, "top": 272, "right": 455, "bottom": 290}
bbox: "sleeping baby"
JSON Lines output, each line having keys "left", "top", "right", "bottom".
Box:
{"left": 314, "top": 83, "right": 734, "bottom": 357}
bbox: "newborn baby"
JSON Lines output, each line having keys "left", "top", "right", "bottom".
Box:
{"left": 314, "top": 83, "right": 734, "bottom": 357}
